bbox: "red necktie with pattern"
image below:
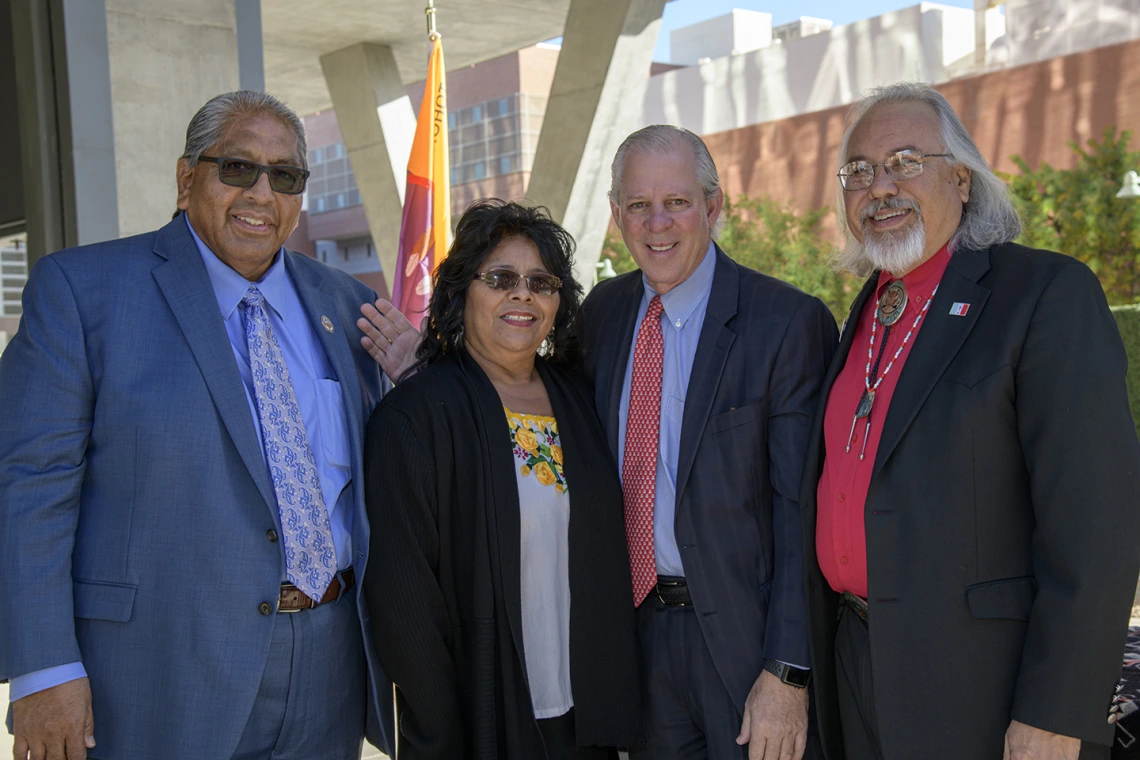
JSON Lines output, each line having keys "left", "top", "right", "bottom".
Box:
{"left": 623, "top": 295, "right": 664, "bottom": 606}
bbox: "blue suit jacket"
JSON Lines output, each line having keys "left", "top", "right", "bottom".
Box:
{"left": 0, "top": 218, "right": 394, "bottom": 758}
{"left": 580, "top": 246, "right": 838, "bottom": 708}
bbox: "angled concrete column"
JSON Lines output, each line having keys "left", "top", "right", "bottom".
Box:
{"left": 526, "top": 0, "right": 666, "bottom": 288}
{"left": 320, "top": 43, "right": 416, "bottom": 296}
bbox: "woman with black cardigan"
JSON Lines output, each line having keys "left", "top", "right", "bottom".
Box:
{"left": 363, "top": 200, "right": 640, "bottom": 760}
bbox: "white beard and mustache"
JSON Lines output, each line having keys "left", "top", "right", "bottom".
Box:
{"left": 851, "top": 197, "right": 927, "bottom": 276}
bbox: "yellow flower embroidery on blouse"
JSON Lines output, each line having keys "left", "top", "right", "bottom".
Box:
{"left": 505, "top": 408, "right": 568, "bottom": 494}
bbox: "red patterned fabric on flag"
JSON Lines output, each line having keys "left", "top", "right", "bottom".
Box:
{"left": 623, "top": 295, "right": 665, "bottom": 606}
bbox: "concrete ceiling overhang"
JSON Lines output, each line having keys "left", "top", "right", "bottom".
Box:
{"left": 262, "top": 0, "right": 571, "bottom": 116}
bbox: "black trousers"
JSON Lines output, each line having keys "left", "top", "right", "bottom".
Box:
{"left": 537, "top": 709, "right": 619, "bottom": 760}
{"left": 834, "top": 603, "right": 884, "bottom": 760}
{"left": 834, "top": 603, "right": 1111, "bottom": 760}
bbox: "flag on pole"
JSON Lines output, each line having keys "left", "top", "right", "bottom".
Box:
{"left": 392, "top": 34, "right": 449, "bottom": 324}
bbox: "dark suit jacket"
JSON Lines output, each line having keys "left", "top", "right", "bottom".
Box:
{"left": 802, "top": 243, "right": 1140, "bottom": 760}
{"left": 581, "top": 245, "right": 838, "bottom": 708}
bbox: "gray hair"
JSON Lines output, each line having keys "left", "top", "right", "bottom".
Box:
{"left": 609, "top": 124, "right": 724, "bottom": 237}
{"left": 834, "top": 82, "right": 1021, "bottom": 276}
{"left": 181, "top": 90, "right": 307, "bottom": 168}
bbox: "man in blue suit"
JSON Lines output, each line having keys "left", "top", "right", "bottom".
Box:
{"left": 0, "top": 91, "right": 394, "bottom": 760}
{"left": 581, "top": 126, "right": 836, "bottom": 760}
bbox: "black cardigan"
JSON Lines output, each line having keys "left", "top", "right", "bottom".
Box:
{"left": 363, "top": 350, "right": 641, "bottom": 760}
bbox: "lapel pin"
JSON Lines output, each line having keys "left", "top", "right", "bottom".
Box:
{"left": 321, "top": 315, "right": 335, "bottom": 333}
{"left": 949, "top": 302, "right": 970, "bottom": 317}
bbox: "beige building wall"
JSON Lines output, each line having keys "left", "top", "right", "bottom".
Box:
{"left": 105, "top": 0, "right": 240, "bottom": 237}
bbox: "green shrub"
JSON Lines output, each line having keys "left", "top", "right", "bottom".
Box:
{"left": 1112, "top": 304, "right": 1140, "bottom": 440}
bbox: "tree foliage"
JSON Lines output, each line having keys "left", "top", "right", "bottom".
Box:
{"left": 1003, "top": 127, "right": 1140, "bottom": 305}
{"left": 600, "top": 196, "right": 857, "bottom": 321}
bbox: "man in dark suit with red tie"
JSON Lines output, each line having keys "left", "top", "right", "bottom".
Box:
{"left": 802, "top": 82, "right": 1140, "bottom": 760}
{"left": 580, "top": 125, "right": 838, "bottom": 760}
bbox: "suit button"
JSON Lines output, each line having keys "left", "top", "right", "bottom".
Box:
{"left": 267, "top": 529, "right": 279, "bottom": 543}
{"left": 258, "top": 601, "right": 273, "bottom": 616}
{"left": 838, "top": 493, "right": 846, "bottom": 502}
{"left": 840, "top": 556, "right": 849, "bottom": 565}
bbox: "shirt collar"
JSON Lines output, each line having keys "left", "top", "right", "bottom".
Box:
{"left": 876, "top": 239, "right": 953, "bottom": 298}
{"left": 643, "top": 241, "right": 717, "bottom": 331}
{"left": 186, "top": 215, "right": 288, "bottom": 320}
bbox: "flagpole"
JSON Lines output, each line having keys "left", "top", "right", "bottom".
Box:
{"left": 425, "top": 0, "right": 438, "bottom": 40}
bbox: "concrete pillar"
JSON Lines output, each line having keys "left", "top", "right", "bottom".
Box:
{"left": 105, "top": 0, "right": 240, "bottom": 237}
{"left": 11, "top": 0, "right": 121, "bottom": 266}
{"left": 236, "top": 0, "right": 265, "bottom": 92}
{"left": 320, "top": 43, "right": 416, "bottom": 297}
{"left": 10, "top": 0, "right": 67, "bottom": 266}
{"left": 58, "top": 0, "right": 120, "bottom": 249}
{"left": 526, "top": 0, "right": 666, "bottom": 289}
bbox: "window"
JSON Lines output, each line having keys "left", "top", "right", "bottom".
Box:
{"left": 448, "top": 111, "right": 457, "bottom": 129}
{"left": 472, "top": 105, "right": 482, "bottom": 122}
{"left": 313, "top": 146, "right": 323, "bottom": 164}
{"left": 500, "top": 156, "right": 511, "bottom": 175}
{"left": 316, "top": 197, "right": 326, "bottom": 212}
{"left": 336, "top": 193, "right": 345, "bottom": 209}
{"left": 450, "top": 168, "right": 458, "bottom": 184}
{"left": 474, "top": 162, "right": 485, "bottom": 180}
{"left": 499, "top": 97, "right": 509, "bottom": 115}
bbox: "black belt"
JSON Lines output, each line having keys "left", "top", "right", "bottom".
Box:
{"left": 841, "top": 590, "right": 868, "bottom": 622}
{"left": 654, "top": 576, "right": 692, "bottom": 607}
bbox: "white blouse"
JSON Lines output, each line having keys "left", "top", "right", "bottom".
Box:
{"left": 505, "top": 408, "right": 573, "bottom": 720}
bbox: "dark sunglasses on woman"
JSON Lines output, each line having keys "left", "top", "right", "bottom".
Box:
{"left": 198, "top": 155, "right": 310, "bottom": 195}
{"left": 474, "top": 269, "right": 562, "bottom": 296}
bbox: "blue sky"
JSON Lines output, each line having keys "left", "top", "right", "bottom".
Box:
{"left": 651, "top": 0, "right": 972, "bottom": 61}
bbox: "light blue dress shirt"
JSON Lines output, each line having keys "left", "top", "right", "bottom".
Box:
{"left": 617, "top": 242, "right": 716, "bottom": 577}
{"left": 10, "top": 217, "right": 355, "bottom": 701}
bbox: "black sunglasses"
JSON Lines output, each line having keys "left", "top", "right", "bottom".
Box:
{"left": 198, "top": 156, "right": 310, "bottom": 195}
{"left": 474, "top": 269, "right": 562, "bottom": 296}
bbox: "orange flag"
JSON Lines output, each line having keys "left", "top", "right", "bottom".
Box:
{"left": 392, "top": 35, "right": 449, "bottom": 323}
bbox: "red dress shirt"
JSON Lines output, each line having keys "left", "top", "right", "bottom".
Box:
{"left": 816, "top": 243, "right": 952, "bottom": 598}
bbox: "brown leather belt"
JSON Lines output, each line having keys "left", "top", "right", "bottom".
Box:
{"left": 841, "top": 590, "right": 868, "bottom": 622}
{"left": 278, "top": 568, "right": 354, "bottom": 613}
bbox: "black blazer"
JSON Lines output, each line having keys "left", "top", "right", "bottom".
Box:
{"left": 580, "top": 245, "right": 838, "bottom": 708}
{"left": 362, "top": 351, "right": 640, "bottom": 760}
{"left": 801, "top": 243, "right": 1140, "bottom": 760}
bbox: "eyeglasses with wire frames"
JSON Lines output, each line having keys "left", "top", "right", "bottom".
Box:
{"left": 837, "top": 150, "right": 951, "bottom": 191}
{"left": 474, "top": 269, "right": 562, "bottom": 296}
{"left": 197, "top": 156, "right": 310, "bottom": 195}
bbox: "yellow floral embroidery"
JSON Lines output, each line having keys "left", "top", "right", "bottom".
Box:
{"left": 515, "top": 429, "right": 539, "bottom": 455}
{"left": 505, "top": 407, "right": 568, "bottom": 494}
{"left": 534, "top": 461, "right": 556, "bottom": 486}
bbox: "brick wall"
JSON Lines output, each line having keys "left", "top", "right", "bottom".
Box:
{"left": 702, "top": 38, "right": 1140, "bottom": 244}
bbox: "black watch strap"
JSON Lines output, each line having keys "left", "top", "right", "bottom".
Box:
{"left": 762, "top": 658, "right": 811, "bottom": 688}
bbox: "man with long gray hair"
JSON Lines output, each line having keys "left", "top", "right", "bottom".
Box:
{"left": 0, "top": 91, "right": 394, "bottom": 759}
{"left": 800, "top": 81, "right": 1140, "bottom": 760}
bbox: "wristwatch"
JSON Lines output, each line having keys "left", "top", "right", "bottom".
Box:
{"left": 762, "top": 658, "right": 811, "bottom": 689}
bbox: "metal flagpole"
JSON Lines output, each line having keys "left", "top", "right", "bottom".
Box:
{"left": 426, "top": 0, "right": 438, "bottom": 40}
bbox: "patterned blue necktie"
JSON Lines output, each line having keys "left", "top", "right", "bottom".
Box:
{"left": 242, "top": 285, "right": 336, "bottom": 602}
